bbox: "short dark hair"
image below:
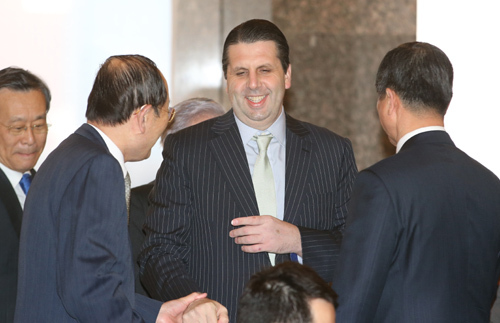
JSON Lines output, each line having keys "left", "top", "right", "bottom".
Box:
{"left": 237, "top": 262, "right": 337, "bottom": 323}
{"left": 86, "top": 55, "right": 168, "bottom": 126}
{"left": 0, "top": 67, "right": 51, "bottom": 112}
{"left": 375, "top": 42, "right": 453, "bottom": 116}
{"left": 222, "top": 19, "right": 290, "bottom": 79}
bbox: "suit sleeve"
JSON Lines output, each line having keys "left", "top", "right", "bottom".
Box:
{"left": 56, "top": 155, "right": 160, "bottom": 322}
{"left": 139, "top": 136, "right": 200, "bottom": 301}
{"left": 333, "top": 170, "right": 399, "bottom": 322}
{"left": 299, "top": 137, "right": 357, "bottom": 282}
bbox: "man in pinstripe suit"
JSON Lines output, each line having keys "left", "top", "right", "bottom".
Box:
{"left": 140, "top": 19, "right": 357, "bottom": 322}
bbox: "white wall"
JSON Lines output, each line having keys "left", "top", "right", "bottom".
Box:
{"left": 417, "top": 0, "right": 500, "bottom": 178}
{"left": 0, "top": 0, "right": 172, "bottom": 187}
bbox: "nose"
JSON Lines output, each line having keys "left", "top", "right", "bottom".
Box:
{"left": 248, "top": 71, "right": 260, "bottom": 90}
{"left": 21, "top": 127, "right": 36, "bottom": 145}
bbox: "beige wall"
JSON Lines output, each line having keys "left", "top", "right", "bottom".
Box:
{"left": 172, "top": 0, "right": 416, "bottom": 170}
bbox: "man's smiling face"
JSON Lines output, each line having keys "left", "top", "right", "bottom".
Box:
{"left": 226, "top": 40, "right": 291, "bottom": 130}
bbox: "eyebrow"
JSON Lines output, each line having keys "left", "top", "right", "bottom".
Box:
{"left": 8, "top": 114, "right": 47, "bottom": 123}
{"left": 231, "top": 63, "right": 274, "bottom": 71}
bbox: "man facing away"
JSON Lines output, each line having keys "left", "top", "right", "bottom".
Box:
{"left": 15, "top": 55, "right": 227, "bottom": 323}
{"left": 140, "top": 19, "right": 357, "bottom": 321}
{"left": 334, "top": 42, "right": 500, "bottom": 322}
{"left": 0, "top": 67, "right": 50, "bottom": 323}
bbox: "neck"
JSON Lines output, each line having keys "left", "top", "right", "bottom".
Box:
{"left": 88, "top": 121, "right": 134, "bottom": 161}
{"left": 395, "top": 111, "right": 444, "bottom": 144}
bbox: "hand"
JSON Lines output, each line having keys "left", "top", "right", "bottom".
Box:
{"left": 156, "top": 292, "right": 207, "bottom": 323}
{"left": 229, "top": 215, "right": 302, "bottom": 256}
{"left": 183, "top": 298, "right": 229, "bottom": 323}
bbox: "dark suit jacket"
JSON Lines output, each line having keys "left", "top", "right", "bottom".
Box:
{"left": 334, "top": 131, "right": 500, "bottom": 323}
{"left": 129, "top": 182, "right": 154, "bottom": 297}
{"left": 0, "top": 168, "right": 33, "bottom": 323}
{"left": 139, "top": 111, "right": 357, "bottom": 321}
{"left": 15, "top": 124, "right": 161, "bottom": 323}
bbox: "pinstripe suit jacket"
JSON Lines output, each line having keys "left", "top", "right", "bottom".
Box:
{"left": 15, "top": 124, "right": 161, "bottom": 323}
{"left": 140, "top": 110, "right": 357, "bottom": 321}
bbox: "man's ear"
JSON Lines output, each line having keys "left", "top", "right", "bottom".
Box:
{"left": 285, "top": 64, "right": 292, "bottom": 89}
{"left": 132, "top": 104, "right": 153, "bottom": 134}
{"left": 385, "top": 88, "right": 401, "bottom": 116}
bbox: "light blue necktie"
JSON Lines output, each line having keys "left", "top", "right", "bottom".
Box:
{"left": 19, "top": 173, "right": 32, "bottom": 195}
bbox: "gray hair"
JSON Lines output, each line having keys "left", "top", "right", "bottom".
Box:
{"left": 161, "top": 97, "right": 225, "bottom": 143}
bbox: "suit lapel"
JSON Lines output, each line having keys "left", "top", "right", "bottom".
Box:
{"left": 208, "top": 111, "right": 259, "bottom": 215}
{"left": 284, "top": 115, "right": 312, "bottom": 222}
{"left": 0, "top": 168, "right": 23, "bottom": 237}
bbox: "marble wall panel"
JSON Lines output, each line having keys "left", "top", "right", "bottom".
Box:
{"left": 273, "top": 0, "right": 416, "bottom": 169}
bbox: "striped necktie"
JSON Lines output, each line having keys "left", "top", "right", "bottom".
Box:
{"left": 125, "top": 172, "right": 131, "bottom": 224}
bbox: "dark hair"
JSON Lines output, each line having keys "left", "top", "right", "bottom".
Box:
{"left": 162, "top": 97, "right": 225, "bottom": 142}
{"left": 237, "top": 262, "right": 337, "bottom": 323}
{"left": 222, "top": 19, "right": 290, "bottom": 79}
{"left": 0, "top": 67, "right": 51, "bottom": 112}
{"left": 375, "top": 42, "right": 453, "bottom": 116}
{"left": 86, "top": 55, "right": 168, "bottom": 125}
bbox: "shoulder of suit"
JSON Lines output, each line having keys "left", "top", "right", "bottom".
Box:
{"left": 286, "top": 114, "right": 350, "bottom": 143}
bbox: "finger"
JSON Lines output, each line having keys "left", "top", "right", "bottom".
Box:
{"left": 234, "top": 234, "right": 264, "bottom": 245}
{"left": 231, "top": 216, "right": 261, "bottom": 226}
{"left": 240, "top": 244, "right": 266, "bottom": 253}
{"left": 217, "top": 307, "right": 229, "bottom": 323}
{"left": 229, "top": 225, "right": 261, "bottom": 238}
{"left": 180, "top": 292, "right": 207, "bottom": 305}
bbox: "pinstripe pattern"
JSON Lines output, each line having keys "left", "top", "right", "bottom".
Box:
{"left": 140, "top": 110, "right": 357, "bottom": 321}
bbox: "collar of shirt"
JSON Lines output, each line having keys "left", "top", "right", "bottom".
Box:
{"left": 234, "top": 107, "right": 286, "bottom": 148}
{"left": 0, "top": 162, "right": 25, "bottom": 190}
{"left": 396, "top": 126, "right": 446, "bottom": 153}
{"left": 88, "top": 124, "right": 128, "bottom": 178}
{"left": 0, "top": 162, "right": 31, "bottom": 208}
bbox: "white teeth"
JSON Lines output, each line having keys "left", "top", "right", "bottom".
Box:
{"left": 247, "top": 95, "right": 266, "bottom": 103}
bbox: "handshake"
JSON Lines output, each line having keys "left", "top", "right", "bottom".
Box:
{"left": 157, "top": 293, "right": 228, "bottom": 323}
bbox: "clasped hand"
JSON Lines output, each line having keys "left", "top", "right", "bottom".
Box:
{"left": 156, "top": 293, "right": 228, "bottom": 323}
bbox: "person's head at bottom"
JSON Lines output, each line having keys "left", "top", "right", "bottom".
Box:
{"left": 237, "top": 262, "right": 337, "bottom": 323}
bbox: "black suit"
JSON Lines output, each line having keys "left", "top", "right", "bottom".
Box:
{"left": 334, "top": 131, "right": 500, "bottom": 322}
{"left": 129, "top": 182, "right": 154, "bottom": 297}
{"left": 0, "top": 168, "right": 33, "bottom": 323}
{"left": 140, "top": 110, "right": 357, "bottom": 321}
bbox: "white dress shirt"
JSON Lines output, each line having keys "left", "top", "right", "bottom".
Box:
{"left": 89, "top": 124, "right": 128, "bottom": 179}
{"left": 235, "top": 108, "right": 286, "bottom": 221}
{"left": 0, "top": 163, "right": 29, "bottom": 209}
{"left": 396, "top": 126, "right": 446, "bottom": 153}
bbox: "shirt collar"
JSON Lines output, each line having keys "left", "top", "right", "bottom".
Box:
{"left": 235, "top": 107, "right": 286, "bottom": 146}
{"left": 0, "top": 162, "right": 25, "bottom": 189}
{"left": 88, "top": 124, "right": 128, "bottom": 178}
{"left": 396, "top": 126, "right": 446, "bottom": 153}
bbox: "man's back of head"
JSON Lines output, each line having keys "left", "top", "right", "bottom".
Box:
{"left": 237, "top": 262, "right": 337, "bottom": 323}
{"left": 375, "top": 41, "right": 454, "bottom": 116}
{"left": 86, "top": 55, "right": 168, "bottom": 126}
